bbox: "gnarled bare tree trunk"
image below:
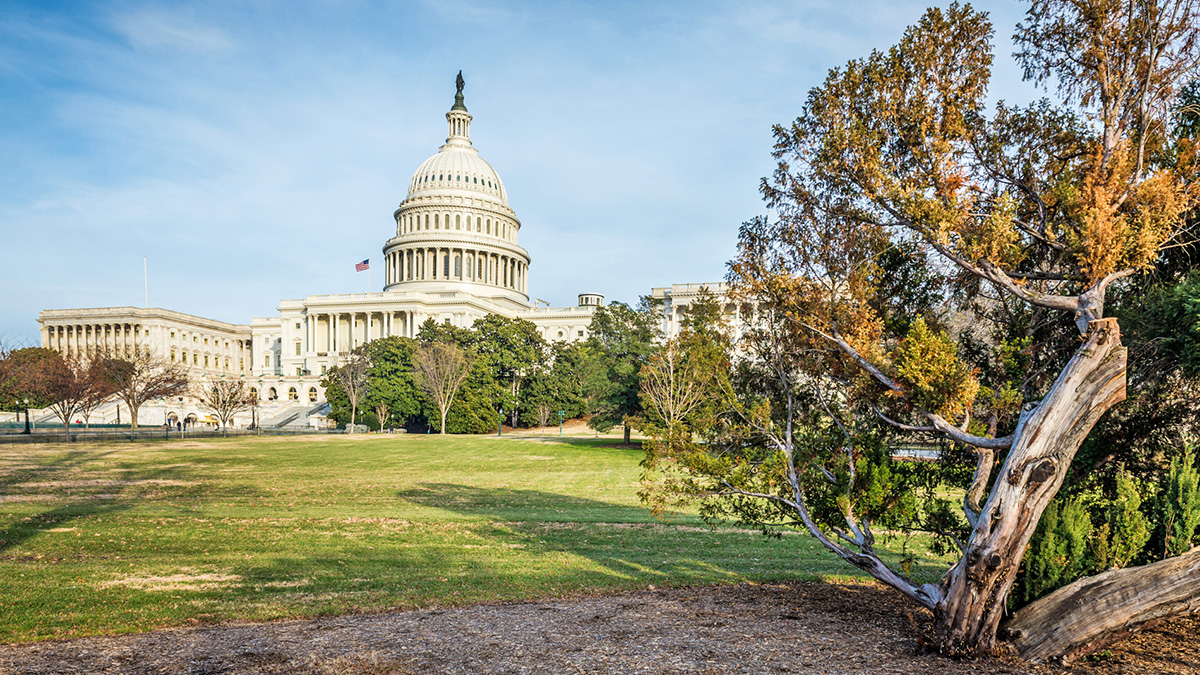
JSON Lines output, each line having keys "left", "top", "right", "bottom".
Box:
{"left": 933, "top": 318, "right": 1127, "bottom": 654}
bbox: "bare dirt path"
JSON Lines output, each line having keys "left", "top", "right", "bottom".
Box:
{"left": 0, "top": 581, "right": 1194, "bottom": 675}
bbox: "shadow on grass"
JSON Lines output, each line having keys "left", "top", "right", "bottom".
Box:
{"left": 396, "top": 482, "right": 654, "bottom": 523}
{"left": 386, "top": 482, "right": 849, "bottom": 591}
{"left": 0, "top": 447, "right": 238, "bottom": 555}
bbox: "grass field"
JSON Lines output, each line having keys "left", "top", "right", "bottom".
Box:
{"left": 0, "top": 433, "right": 952, "bottom": 643}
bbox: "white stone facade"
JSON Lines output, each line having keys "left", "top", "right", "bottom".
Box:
{"left": 650, "top": 282, "right": 741, "bottom": 341}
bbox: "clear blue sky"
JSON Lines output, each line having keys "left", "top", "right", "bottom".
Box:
{"left": 0, "top": 0, "right": 1035, "bottom": 345}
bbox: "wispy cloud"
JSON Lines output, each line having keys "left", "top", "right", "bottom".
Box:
{"left": 109, "top": 7, "right": 234, "bottom": 54}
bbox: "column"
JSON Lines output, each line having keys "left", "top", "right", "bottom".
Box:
{"left": 333, "top": 314, "right": 340, "bottom": 352}
{"left": 366, "top": 311, "right": 373, "bottom": 342}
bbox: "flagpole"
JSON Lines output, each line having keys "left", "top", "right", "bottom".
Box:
{"left": 144, "top": 256, "right": 148, "bottom": 308}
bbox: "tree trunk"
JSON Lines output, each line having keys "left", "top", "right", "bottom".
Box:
{"left": 624, "top": 424, "right": 631, "bottom": 444}
{"left": 129, "top": 403, "right": 140, "bottom": 429}
{"left": 440, "top": 408, "right": 447, "bottom": 434}
{"left": 1003, "top": 547, "right": 1200, "bottom": 663}
{"left": 933, "top": 318, "right": 1127, "bottom": 655}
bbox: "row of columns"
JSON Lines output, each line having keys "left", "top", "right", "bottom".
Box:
{"left": 385, "top": 246, "right": 526, "bottom": 293}
{"left": 398, "top": 212, "right": 513, "bottom": 241}
{"left": 44, "top": 323, "right": 141, "bottom": 358}
{"left": 303, "top": 310, "right": 422, "bottom": 354}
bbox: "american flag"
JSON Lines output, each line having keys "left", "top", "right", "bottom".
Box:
{"left": 355, "top": 259, "right": 369, "bottom": 272}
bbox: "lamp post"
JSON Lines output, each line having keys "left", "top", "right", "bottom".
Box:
{"left": 558, "top": 410, "right": 564, "bottom": 438}
{"left": 498, "top": 408, "right": 503, "bottom": 437}
{"left": 22, "top": 398, "right": 30, "bottom": 435}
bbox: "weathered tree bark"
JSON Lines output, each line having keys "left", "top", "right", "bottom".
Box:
{"left": 933, "top": 318, "right": 1127, "bottom": 654}
{"left": 1004, "top": 547, "right": 1200, "bottom": 663}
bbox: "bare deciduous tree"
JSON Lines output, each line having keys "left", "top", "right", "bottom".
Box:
{"left": 535, "top": 400, "right": 554, "bottom": 435}
{"left": 77, "top": 356, "right": 119, "bottom": 428}
{"left": 196, "top": 378, "right": 255, "bottom": 431}
{"left": 373, "top": 401, "right": 391, "bottom": 431}
{"left": 104, "top": 349, "right": 188, "bottom": 429}
{"left": 414, "top": 341, "right": 474, "bottom": 434}
{"left": 639, "top": 339, "right": 715, "bottom": 432}
{"left": 35, "top": 354, "right": 106, "bottom": 442}
{"left": 333, "top": 350, "right": 370, "bottom": 432}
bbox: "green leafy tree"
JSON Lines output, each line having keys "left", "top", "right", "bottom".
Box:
{"left": 1161, "top": 447, "right": 1200, "bottom": 557}
{"left": 1021, "top": 497, "right": 1094, "bottom": 603}
{"left": 471, "top": 315, "right": 546, "bottom": 428}
{"left": 1093, "top": 468, "right": 1153, "bottom": 571}
{"left": 584, "top": 300, "right": 661, "bottom": 443}
{"left": 363, "top": 336, "right": 424, "bottom": 429}
{"left": 0, "top": 347, "right": 59, "bottom": 412}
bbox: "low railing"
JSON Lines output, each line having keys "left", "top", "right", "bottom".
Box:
{"left": 0, "top": 427, "right": 344, "bottom": 444}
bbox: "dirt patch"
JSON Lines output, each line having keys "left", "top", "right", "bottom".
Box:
{"left": 97, "top": 571, "right": 242, "bottom": 592}
{"left": 1, "top": 581, "right": 1194, "bottom": 674}
{"left": 14, "top": 479, "right": 193, "bottom": 489}
{"left": 0, "top": 495, "right": 59, "bottom": 504}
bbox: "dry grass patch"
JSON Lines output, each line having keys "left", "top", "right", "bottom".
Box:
{"left": 98, "top": 571, "right": 242, "bottom": 592}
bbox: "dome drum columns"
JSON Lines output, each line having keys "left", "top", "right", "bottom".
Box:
{"left": 382, "top": 244, "right": 528, "bottom": 295}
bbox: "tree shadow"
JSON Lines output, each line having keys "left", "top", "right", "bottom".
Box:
{"left": 390, "top": 482, "right": 845, "bottom": 588}
{"left": 396, "top": 481, "right": 655, "bottom": 523}
{"left": 0, "top": 446, "right": 226, "bottom": 555}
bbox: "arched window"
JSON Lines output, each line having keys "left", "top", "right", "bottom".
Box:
{"left": 288, "top": 387, "right": 298, "bottom": 400}
{"left": 466, "top": 255, "right": 473, "bottom": 279}
{"left": 249, "top": 387, "right": 259, "bottom": 401}
{"left": 434, "top": 214, "right": 439, "bottom": 229}
{"left": 443, "top": 253, "right": 450, "bottom": 277}
{"left": 308, "top": 387, "right": 318, "bottom": 402}
{"left": 486, "top": 219, "right": 491, "bottom": 234}
{"left": 454, "top": 254, "right": 462, "bottom": 277}
{"left": 268, "top": 387, "right": 278, "bottom": 400}
{"left": 455, "top": 214, "right": 460, "bottom": 229}
{"left": 476, "top": 217, "right": 481, "bottom": 232}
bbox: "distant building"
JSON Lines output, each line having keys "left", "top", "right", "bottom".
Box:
{"left": 37, "top": 76, "right": 725, "bottom": 429}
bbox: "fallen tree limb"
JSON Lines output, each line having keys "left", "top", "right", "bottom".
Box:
{"left": 1003, "top": 547, "right": 1200, "bottom": 663}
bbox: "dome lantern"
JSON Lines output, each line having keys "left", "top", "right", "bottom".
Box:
{"left": 446, "top": 71, "right": 472, "bottom": 147}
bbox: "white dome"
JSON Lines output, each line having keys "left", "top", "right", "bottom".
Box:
{"left": 406, "top": 145, "right": 508, "bottom": 205}
{"left": 383, "top": 74, "right": 530, "bottom": 306}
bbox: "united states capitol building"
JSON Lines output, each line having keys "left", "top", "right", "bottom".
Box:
{"left": 34, "top": 76, "right": 726, "bottom": 429}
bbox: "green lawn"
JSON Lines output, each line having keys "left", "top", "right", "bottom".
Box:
{"left": 0, "top": 434, "right": 951, "bottom": 643}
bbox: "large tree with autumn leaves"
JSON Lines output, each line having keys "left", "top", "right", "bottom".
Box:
{"left": 644, "top": 0, "right": 1200, "bottom": 663}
